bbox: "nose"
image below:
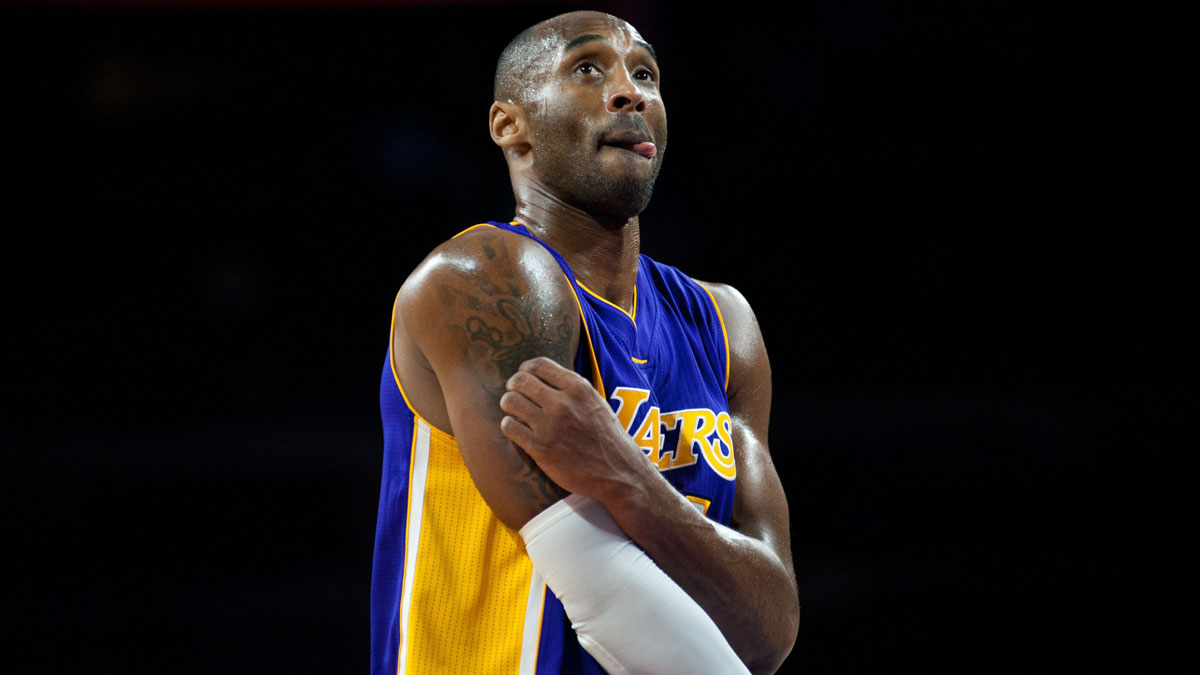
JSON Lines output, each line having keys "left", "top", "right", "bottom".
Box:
{"left": 607, "top": 70, "right": 647, "bottom": 113}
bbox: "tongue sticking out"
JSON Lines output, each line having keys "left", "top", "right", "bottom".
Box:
{"left": 630, "top": 142, "right": 658, "bottom": 158}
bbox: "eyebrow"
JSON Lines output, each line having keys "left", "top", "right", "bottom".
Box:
{"left": 563, "top": 33, "right": 658, "bottom": 63}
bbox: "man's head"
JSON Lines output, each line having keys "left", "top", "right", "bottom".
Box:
{"left": 490, "top": 11, "right": 667, "bottom": 220}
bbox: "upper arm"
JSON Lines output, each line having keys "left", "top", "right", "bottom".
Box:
{"left": 704, "top": 282, "right": 795, "bottom": 577}
{"left": 394, "top": 227, "right": 581, "bottom": 530}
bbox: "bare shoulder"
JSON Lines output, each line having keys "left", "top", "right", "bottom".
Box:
{"left": 397, "top": 225, "right": 577, "bottom": 359}
{"left": 397, "top": 225, "right": 571, "bottom": 322}
{"left": 695, "top": 280, "right": 770, "bottom": 400}
{"left": 696, "top": 281, "right": 758, "bottom": 330}
{"left": 391, "top": 224, "right": 581, "bottom": 434}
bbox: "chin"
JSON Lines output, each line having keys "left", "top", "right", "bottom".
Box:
{"left": 581, "top": 164, "right": 662, "bottom": 220}
{"left": 578, "top": 180, "right": 655, "bottom": 220}
{"left": 535, "top": 150, "right": 662, "bottom": 220}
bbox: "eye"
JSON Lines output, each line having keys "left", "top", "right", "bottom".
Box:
{"left": 576, "top": 62, "right": 598, "bottom": 75}
{"left": 634, "top": 68, "right": 655, "bottom": 82}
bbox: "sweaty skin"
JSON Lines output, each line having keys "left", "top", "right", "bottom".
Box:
{"left": 392, "top": 11, "right": 799, "bottom": 673}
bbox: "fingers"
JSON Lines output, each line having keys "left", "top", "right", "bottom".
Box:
{"left": 508, "top": 358, "right": 593, "bottom": 418}
{"left": 504, "top": 371, "right": 553, "bottom": 415}
{"left": 515, "top": 356, "right": 588, "bottom": 391}
{"left": 501, "top": 357, "right": 593, "bottom": 452}
{"left": 500, "top": 389, "right": 540, "bottom": 420}
{"left": 500, "top": 389, "right": 545, "bottom": 453}
{"left": 499, "top": 414, "right": 534, "bottom": 449}
{"left": 506, "top": 358, "right": 578, "bottom": 408}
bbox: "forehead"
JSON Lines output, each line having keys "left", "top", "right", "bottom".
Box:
{"left": 540, "top": 13, "right": 651, "bottom": 60}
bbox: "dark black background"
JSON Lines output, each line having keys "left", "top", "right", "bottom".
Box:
{"left": 7, "top": 1, "right": 1194, "bottom": 673}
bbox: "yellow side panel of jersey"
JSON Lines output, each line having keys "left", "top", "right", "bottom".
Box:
{"left": 406, "top": 426, "right": 535, "bottom": 674}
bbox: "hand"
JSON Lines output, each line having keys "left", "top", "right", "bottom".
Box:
{"left": 499, "top": 357, "right": 651, "bottom": 501}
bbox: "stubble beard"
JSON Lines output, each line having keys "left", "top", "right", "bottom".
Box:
{"left": 530, "top": 121, "right": 663, "bottom": 221}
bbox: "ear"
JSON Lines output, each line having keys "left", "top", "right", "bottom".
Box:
{"left": 489, "top": 101, "right": 531, "bottom": 150}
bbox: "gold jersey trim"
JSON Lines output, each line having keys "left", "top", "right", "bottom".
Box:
{"left": 699, "top": 283, "right": 731, "bottom": 393}
{"left": 576, "top": 280, "right": 637, "bottom": 327}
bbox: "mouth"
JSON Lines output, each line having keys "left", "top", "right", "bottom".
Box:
{"left": 600, "top": 130, "right": 658, "bottom": 159}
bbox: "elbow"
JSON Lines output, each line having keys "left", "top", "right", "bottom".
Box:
{"left": 748, "top": 589, "right": 800, "bottom": 675}
{"left": 781, "top": 592, "right": 801, "bottom": 665}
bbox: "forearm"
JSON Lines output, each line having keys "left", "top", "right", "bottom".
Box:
{"left": 600, "top": 468, "right": 799, "bottom": 673}
{"left": 497, "top": 356, "right": 799, "bottom": 671}
{"left": 521, "top": 495, "right": 749, "bottom": 675}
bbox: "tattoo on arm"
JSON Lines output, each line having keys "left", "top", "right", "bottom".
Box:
{"left": 508, "top": 447, "right": 568, "bottom": 506}
{"left": 466, "top": 298, "right": 573, "bottom": 377}
{"left": 444, "top": 239, "right": 577, "bottom": 507}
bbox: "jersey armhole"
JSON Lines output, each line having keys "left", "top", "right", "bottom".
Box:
{"left": 388, "top": 289, "right": 443, "bottom": 430}
{"left": 700, "top": 283, "right": 731, "bottom": 393}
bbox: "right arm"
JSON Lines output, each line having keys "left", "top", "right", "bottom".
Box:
{"left": 392, "top": 226, "right": 575, "bottom": 530}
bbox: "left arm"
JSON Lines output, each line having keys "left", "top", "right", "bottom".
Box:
{"left": 500, "top": 283, "right": 799, "bottom": 674}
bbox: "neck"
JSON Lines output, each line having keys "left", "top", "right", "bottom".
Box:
{"left": 512, "top": 181, "right": 641, "bottom": 314}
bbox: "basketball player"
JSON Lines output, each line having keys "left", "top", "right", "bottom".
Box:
{"left": 371, "top": 11, "right": 799, "bottom": 674}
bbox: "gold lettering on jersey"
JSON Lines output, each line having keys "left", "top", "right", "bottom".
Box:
{"left": 609, "top": 387, "right": 735, "bottom": 479}
{"left": 632, "top": 407, "right": 665, "bottom": 468}
{"left": 705, "top": 412, "right": 737, "bottom": 479}
{"left": 611, "top": 387, "right": 650, "bottom": 431}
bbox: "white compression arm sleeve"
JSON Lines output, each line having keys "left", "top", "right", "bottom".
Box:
{"left": 519, "top": 494, "right": 750, "bottom": 675}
